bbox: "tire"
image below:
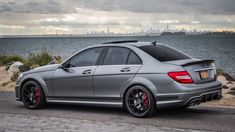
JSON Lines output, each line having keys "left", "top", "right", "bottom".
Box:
{"left": 180, "top": 105, "right": 190, "bottom": 109}
{"left": 125, "top": 85, "right": 156, "bottom": 117}
{"left": 21, "top": 81, "right": 46, "bottom": 109}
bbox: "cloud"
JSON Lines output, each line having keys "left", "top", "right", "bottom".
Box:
{"left": 159, "top": 20, "right": 179, "bottom": 24}
{"left": 72, "top": 0, "right": 235, "bottom": 15}
{"left": 1, "top": 0, "right": 235, "bottom": 15}
{"left": 0, "top": 0, "right": 76, "bottom": 14}
{"left": 0, "top": 0, "right": 234, "bottom": 35}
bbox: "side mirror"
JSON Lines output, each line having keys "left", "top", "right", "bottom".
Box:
{"left": 60, "top": 62, "right": 70, "bottom": 70}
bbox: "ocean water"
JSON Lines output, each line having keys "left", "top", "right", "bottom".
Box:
{"left": 0, "top": 35, "right": 235, "bottom": 75}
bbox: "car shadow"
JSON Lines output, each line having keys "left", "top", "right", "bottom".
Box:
{"left": 43, "top": 103, "right": 224, "bottom": 119}
{"left": 45, "top": 103, "right": 128, "bottom": 114}
{"left": 7, "top": 91, "right": 231, "bottom": 120}
{"left": 153, "top": 107, "right": 223, "bottom": 119}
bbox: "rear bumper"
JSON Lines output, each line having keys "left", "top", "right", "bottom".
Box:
{"left": 156, "top": 81, "right": 222, "bottom": 108}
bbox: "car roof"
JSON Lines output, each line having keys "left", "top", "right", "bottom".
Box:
{"left": 93, "top": 40, "right": 163, "bottom": 48}
{"left": 62, "top": 40, "right": 165, "bottom": 65}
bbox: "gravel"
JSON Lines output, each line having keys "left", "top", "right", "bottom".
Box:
{"left": 0, "top": 113, "right": 205, "bottom": 132}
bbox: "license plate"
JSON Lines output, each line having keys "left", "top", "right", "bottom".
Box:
{"left": 199, "top": 70, "right": 209, "bottom": 80}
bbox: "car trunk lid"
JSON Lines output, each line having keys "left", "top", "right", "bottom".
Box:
{"left": 165, "top": 59, "right": 216, "bottom": 84}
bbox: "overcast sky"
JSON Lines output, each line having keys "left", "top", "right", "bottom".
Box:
{"left": 0, "top": 0, "right": 235, "bottom": 35}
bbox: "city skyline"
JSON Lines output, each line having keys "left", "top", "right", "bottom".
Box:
{"left": 0, "top": 0, "right": 235, "bottom": 35}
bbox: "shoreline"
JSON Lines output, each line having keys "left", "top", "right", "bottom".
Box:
{"left": 1, "top": 34, "right": 235, "bottom": 39}
{"left": 1, "top": 35, "right": 235, "bottom": 76}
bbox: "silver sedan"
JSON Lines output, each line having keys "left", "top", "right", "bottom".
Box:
{"left": 15, "top": 40, "right": 222, "bottom": 117}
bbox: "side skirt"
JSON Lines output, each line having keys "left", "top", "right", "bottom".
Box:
{"left": 47, "top": 98, "right": 123, "bottom": 108}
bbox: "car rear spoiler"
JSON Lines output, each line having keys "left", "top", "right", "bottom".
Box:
{"left": 181, "top": 59, "right": 214, "bottom": 66}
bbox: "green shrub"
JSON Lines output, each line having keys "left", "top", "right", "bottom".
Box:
{"left": 1, "top": 48, "right": 62, "bottom": 68}
{"left": 54, "top": 55, "right": 62, "bottom": 64}
{"left": 27, "top": 48, "right": 53, "bottom": 66}
{"left": 0, "top": 54, "right": 27, "bottom": 66}
{"left": 216, "top": 68, "right": 224, "bottom": 76}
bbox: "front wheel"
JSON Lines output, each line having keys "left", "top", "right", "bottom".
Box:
{"left": 125, "top": 86, "right": 156, "bottom": 117}
{"left": 21, "top": 81, "right": 46, "bottom": 109}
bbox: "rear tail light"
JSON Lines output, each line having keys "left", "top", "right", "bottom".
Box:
{"left": 168, "top": 71, "right": 193, "bottom": 84}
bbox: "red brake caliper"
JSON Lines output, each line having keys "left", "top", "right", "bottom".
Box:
{"left": 143, "top": 93, "right": 149, "bottom": 108}
{"left": 35, "top": 88, "right": 40, "bottom": 103}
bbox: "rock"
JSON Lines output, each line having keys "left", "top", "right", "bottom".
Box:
{"left": 223, "top": 73, "right": 235, "bottom": 81}
{"left": 231, "top": 87, "right": 235, "bottom": 90}
{"left": 7, "top": 61, "right": 30, "bottom": 73}
{"left": 227, "top": 90, "right": 235, "bottom": 96}
{"left": 8, "top": 61, "right": 23, "bottom": 74}
{"left": 222, "top": 85, "right": 229, "bottom": 89}
{"left": 217, "top": 76, "right": 227, "bottom": 85}
{"left": 232, "top": 75, "right": 235, "bottom": 80}
{"left": 226, "top": 81, "right": 233, "bottom": 84}
{"left": 19, "top": 65, "right": 30, "bottom": 72}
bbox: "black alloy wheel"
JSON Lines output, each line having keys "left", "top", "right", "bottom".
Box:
{"left": 125, "top": 86, "right": 156, "bottom": 117}
{"left": 21, "top": 81, "right": 46, "bottom": 109}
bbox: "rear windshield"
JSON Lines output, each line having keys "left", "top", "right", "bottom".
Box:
{"left": 139, "top": 45, "right": 191, "bottom": 62}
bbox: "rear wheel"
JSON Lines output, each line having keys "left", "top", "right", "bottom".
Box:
{"left": 179, "top": 105, "right": 190, "bottom": 109}
{"left": 21, "top": 81, "right": 46, "bottom": 109}
{"left": 125, "top": 86, "right": 156, "bottom": 117}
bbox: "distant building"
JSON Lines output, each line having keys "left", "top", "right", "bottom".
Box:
{"left": 161, "top": 31, "right": 186, "bottom": 36}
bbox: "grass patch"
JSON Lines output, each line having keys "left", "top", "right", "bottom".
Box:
{"left": 216, "top": 68, "right": 224, "bottom": 76}
{"left": 27, "top": 48, "right": 53, "bottom": 66}
{"left": 53, "top": 55, "right": 62, "bottom": 64}
{"left": 0, "top": 54, "right": 27, "bottom": 66}
{"left": 0, "top": 48, "right": 62, "bottom": 68}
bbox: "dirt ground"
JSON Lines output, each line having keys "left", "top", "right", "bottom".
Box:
{"left": 0, "top": 66, "right": 15, "bottom": 91}
{"left": 204, "top": 76, "right": 235, "bottom": 107}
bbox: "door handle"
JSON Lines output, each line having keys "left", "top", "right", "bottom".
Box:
{"left": 82, "top": 69, "right": 92, "bottom": 75}
{"left": 120, "top": 67, "right": 131, "bottom": 72}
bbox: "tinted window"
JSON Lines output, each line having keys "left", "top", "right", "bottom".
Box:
{"left": 139, "top": 45, "right": 191, "bottom": 62}
{"left": 69, "top": 48, "right": 103, "bottom": 67}
{"left": 103, "top": 47, "right": 130, "bottom": 65}
{"left": 127, "top": 51, "right": 142, "bottom": 65}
